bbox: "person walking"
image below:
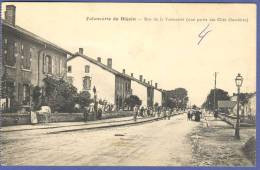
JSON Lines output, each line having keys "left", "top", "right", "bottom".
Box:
{"left": 84, "top": 107, "right": 89, "bottom": 122}
{"left": 167, "top": 108, "right": 172, "bottom": 120}
{"left": 133, "top": 105, "right": 138, "bottom": 122}
{"left": 157, "top": 107, "right": 161, "bottom": 118}
{"left": 187, "top": 110, "right": 192, "bottom": 120}
{"left": 163, "top": 107, "right": 167, "bottom": 120}
{"left": 214, "top": 109, "right": 218, "bottom": 119}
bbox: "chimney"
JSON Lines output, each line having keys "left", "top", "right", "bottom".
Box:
{"left": 79, "top": 48, "right": 83, "bottom": 55}
{"left": 131, "top": 73, "right": 133, "bottom": 77}
{"left": 97, "top": 57, "right": 101, "bottom": 62}
{"left": 107, "top": 58, "right": 112, "bottom": 68}
{"left": 5, "top": 5, "right": 16, "bottom": 26}
{"left": 139, "top": 75, "right": 143, "bottom": 81}
{"left": 155, "top": 83, "right": 158, "bottom": 88}
{"left": 150, "top": 80, "right": 153, "bottom": 86}
{"left": 148, "top": 81, "right": 150, "bottom": 85}
{"left": 144, "top": 79, "right": 146, "bottom": 83}
{"left": 122, "top": 69, "right": 125, "bottom": 74}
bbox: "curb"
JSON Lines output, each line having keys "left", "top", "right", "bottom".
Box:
{"left": 1, "top": 117, "right": 135, "bottom": 133}
{"left": 48, "top": 113, "right": 184, "bottom": 134}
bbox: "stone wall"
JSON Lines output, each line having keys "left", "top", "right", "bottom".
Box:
{"left": 1, "top": 111, "right": 133, "bottom": 126}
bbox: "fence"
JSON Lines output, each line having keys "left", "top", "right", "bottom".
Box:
{"left": 218, "top": 113, "right": 255, "bottom": 128}
{"left": 1, "top": 111, "right": 134, "bottom": 126}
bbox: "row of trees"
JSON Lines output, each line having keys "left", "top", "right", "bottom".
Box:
{"left": 201, "top": 89, "right": 229, "bottom": 111}
{"left": 201, "top": 88, "right": 254, "bottom": 112}
{"left": 163, "top": 88, "right": 189, "bottom": 110}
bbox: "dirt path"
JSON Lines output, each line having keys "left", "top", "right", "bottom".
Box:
{"left": 189, "top": 115, "right": 255, "bottom": 166}
{"left": 1, "top": 114, "right": 200, "bottom": 166}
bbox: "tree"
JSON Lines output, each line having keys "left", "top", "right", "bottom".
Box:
{"left": 75, "top": 91, "right": 93, "bottom": 109}
{"left": 31, "top": 86, "right": 42, "bottom": 111}
{"left": 232, "top": 92, "right": 254, "bottom": 106}
{"left": 202, "top": 88, "right": 230, "bottom": 111}
{"left": 43, "top": 77, "right": 78, "bottom": 112}
{"left": 164, "top": 88, "right": 189, "bottom": 109}
{"left": 125, "top": 95, "right": 142, "bottom": 110}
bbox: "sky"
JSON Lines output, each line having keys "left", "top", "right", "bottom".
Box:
{"left": 1, "top": 2, "right": 256, "bottom": 106}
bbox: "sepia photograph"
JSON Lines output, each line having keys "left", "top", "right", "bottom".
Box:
{"left": 0, "top": 2, "right": 257, "bottom": 167}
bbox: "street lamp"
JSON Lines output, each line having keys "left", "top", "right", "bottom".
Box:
{"left": 235, "top": 73, "right": 243, "bottom": 139}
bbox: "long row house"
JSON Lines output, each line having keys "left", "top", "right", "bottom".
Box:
{"left": 67, "top": 48, "right": 166, "bottom": 109}
{"left": 1, "top": 5, "right": 166, "bottom": 112}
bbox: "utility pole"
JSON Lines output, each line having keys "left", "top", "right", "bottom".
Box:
{"left": 213, "top": 72, "right": 217, "bottom": 111}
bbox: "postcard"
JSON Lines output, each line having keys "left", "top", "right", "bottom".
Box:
{"left": 0, "top": 2, "right": 256, "bottom": 166}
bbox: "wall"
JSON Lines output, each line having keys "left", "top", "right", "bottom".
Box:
{"left": 115, "top": 75, "right": 131, "bottom": 108}
{"left": 131, "top": 80, "right": 147, "bottom": 107}
{"left": 67, "top": 56, "right": 115, "bottom": 104}
{"left": 2, "top": 26, "right": 67, "bottom": 107}
{"left": 244, "top": 95, "right": 256, "bottom": 117}
{"left": 154, "top": 89, "right": 162, "bottom": 106}
{"left": 1, "top": 114, "right": 30, "bottom": 126}
{"left": 0, "top": 111, "right": 134, "bottom": 126}
{"left": 147, "top": 87, "right": 154, "bottom": 107}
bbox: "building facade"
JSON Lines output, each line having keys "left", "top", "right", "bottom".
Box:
{"left": 154, "top": 88, "right": 162, "bottom": 106}
{"left": 67, "top": 48, "right": 164, "bottom": 109}
{"left": 243, "top": 93, "right": 256, "bottom": 118}
{"left": 67, "top": 49, "right": 132, "bottom": 109}
{"left": 1, "top": 5, "right": 71, "bottom": 111}
{"left": 131, "top": 79, "right": 148, "bottom": 107}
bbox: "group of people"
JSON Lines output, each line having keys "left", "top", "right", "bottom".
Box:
{"left": 187, "top": 109, "right": 202, "bottom": 121}
{"left": 133, "top": 105, "right": 175, "bottom": 121}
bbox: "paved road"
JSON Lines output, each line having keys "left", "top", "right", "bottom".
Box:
{"left": 1, "top": 114, "right": 200, "bottom": 166}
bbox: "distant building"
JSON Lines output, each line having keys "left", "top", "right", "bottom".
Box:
{"left": 229, "top": 92, "right": 256, "bottom": 119}
{"left": 67, "top": 48, "right": 163, "bottom": 109}
{"left": 1, "top": 5, "right": 72, "bottom": 111}
{"left": 243, "top": 92, "right": 256, "bottom": 118}
{"left": 154, "top": 84, "right": 162, "bottom": 106}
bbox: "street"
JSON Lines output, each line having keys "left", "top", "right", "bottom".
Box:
{"left": 0, "top": 113, "right": 254, "bottom": 166}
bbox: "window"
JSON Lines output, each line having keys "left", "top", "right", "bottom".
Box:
{"left": 22, "top": 84, "right": 30, "bottom": 105}
{"left": 52, "top": 56, "right": 56, "bottom": 75}
{"left": 44, "top": 55, "right": 52, "bottom": 74}
{"left": 57, "top": 58, "right": 61, "bottom": 75}
{"left": 3, "top": 37, "right": 16, "bottom": 66}
{"left": 83, "top": 76, "right": 91, "bottom": 90}
{"left": 85, "top": 65, "right": 90, "bottom": 73}
{"left": 21, "top": 43, "right": 32, "bottom": 70}
{"left": 60, "top": 59, "right": 64, "bottom": 75}
{"left": 67, "top": 66, "right": 72, "bottom": 73}
{"left": 4, "top": 38, "right": 8, "bottom": 44}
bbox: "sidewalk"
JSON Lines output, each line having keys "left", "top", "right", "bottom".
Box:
{"left": 0, "top": 116, "right": 134, "bottom": 132}
{"left": 189, "top": 114, "right": 256, "bottom": 166}
{"left": 1, "top": 113, "right": 184, "bottom": 133}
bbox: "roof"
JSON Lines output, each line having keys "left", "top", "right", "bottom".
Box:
{"left": 67, "top": 53, "right": 161, "bottom": 90}
{"left": 248, "top": 92, "right": 256, "bottom": 99}
{"left": 218, "top": 100, "right": 237, "bottom": 108}
{"left": 2, "top": 20, "right": 73, "bottom": 56}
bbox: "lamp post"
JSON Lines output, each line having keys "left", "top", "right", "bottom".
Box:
{"left": 235, "top": 73, "right": 243, "bottom": 139}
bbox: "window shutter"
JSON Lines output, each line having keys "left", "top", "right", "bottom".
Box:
{"left": 18, "top": 83, "right": 23, "bottom": 104}
{"left": 42, "top": 53, "right": 46, "bottom": 73}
